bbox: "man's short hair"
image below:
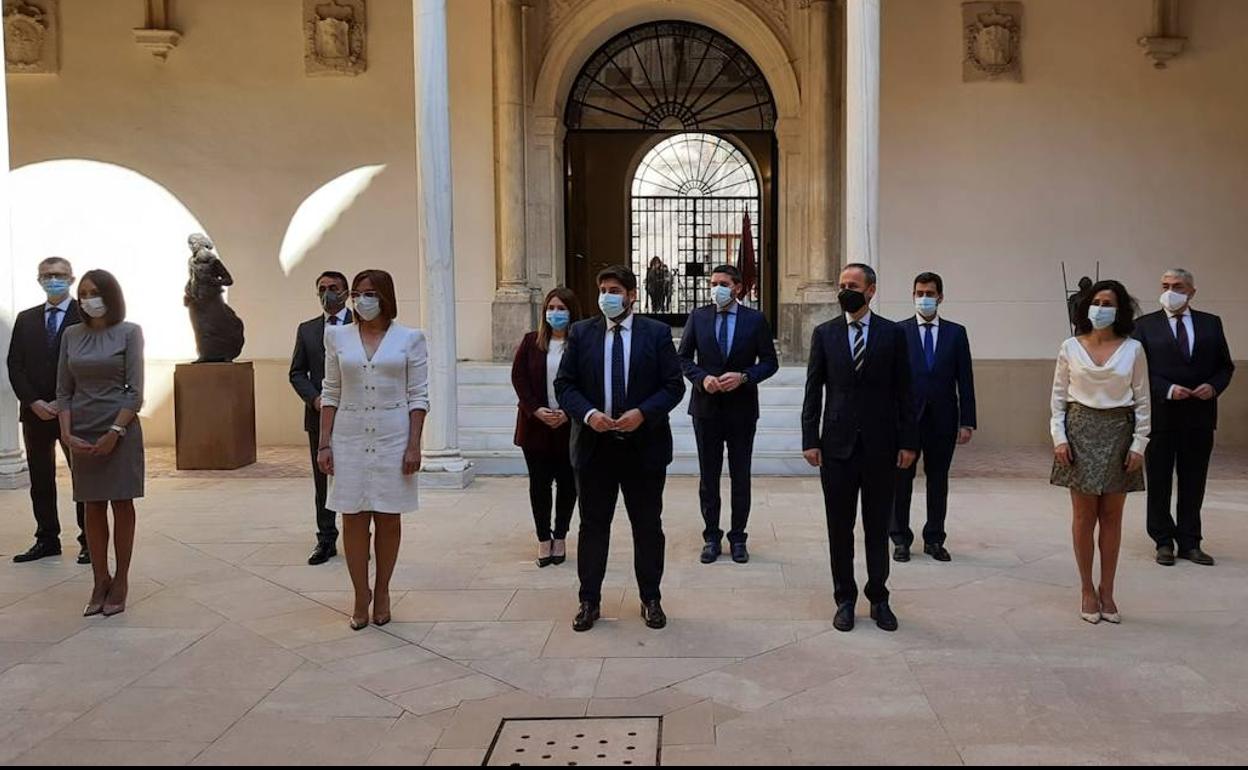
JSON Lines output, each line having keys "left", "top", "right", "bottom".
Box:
{"left": 317, "top": 271, "right": 349, "bottom": 290}
{"left": 842, "top": 262, "right": 877, "bottom": 287}
{"left": 913, "top": 271, "right": 944, "bottom": 295}
{"left": 1163, "top": 267, "right": 1195, "bottom": 287}
{"left": 597, "top": 265, "right": 638, "bottom": 293}
{"left": 37, "top": 257, "right": 72, "bottom": 274}
{"left": 711, "top": 264, "right": 742, "bottom": 284}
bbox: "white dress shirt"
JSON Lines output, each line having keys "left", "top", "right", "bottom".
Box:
{"left": 45, "top": 297, "right": 72, "bottom": 334}
{"left": 586, "top": 312, "right": 634, "bottom": 423}
{"left": 324, "top": 308, "right": 351, "bottom": 325}
{"left": 1050, "top": 336, "right": 1152, "bottom": 455}
{"left": 915, "top": 313, "right": 940, "bottom": 347}
{"left": 846, "top": 310, "right": 872, "bottom": 357}
{"left": 1165, "top": 309, "right": 1196, "bottom": 400}
{"left": 546, "top": 338, "right": 566, "bottom": 409}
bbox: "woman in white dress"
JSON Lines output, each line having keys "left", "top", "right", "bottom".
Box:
{"left": 317, "top": 269, "right": 429, "bottom": 630}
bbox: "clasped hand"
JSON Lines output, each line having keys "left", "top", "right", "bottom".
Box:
{"left": 588, "top": 409, "right": 645, "bottom": 433}
{"left": 534, "top": 407, "right": 569, "bottom": 428}
{"left": 64, "top": 432, "right": 118, "bottom": 457}
{"left": 703, "top": 372, "right": 745, "bottom": 394}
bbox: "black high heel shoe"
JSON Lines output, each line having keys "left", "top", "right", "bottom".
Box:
{"left": 537, "top": 540, "right": 555, "bottom": 568}
{"left": 551, "top": 539, "right": 567, "bottom": 566}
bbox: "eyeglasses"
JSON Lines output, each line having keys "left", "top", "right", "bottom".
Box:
{"left": 349, "top": 291, "right": 380, "bottom": 300}
{"left": 39, "top": 272, "right": 72, "bottom": 281}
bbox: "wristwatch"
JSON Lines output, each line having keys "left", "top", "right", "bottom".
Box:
{"left": 740, "top": 372, "right": 750, "bottom": 385}
{"left": 109, "top": 424, "right": 127, "bottom": 437}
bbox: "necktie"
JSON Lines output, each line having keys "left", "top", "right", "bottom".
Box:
{"left": 851, "top": 321, "right": 865, "bottom": 373}
{"left": 717, "top": 311, "right": 731, "bottom": 358}
{"left": 45, "top": 307, "right": 61, "bottom": 350}
{"left": 1175, "top": 314, "right": 1191, "bottom": 363}
{"left": 328, "top": 315, "right": 339, "bottom": 326}
{"left": 922, "top": 323, "right": 936, "bottom": 370}
{"left": 611, "top": 324, "right": 626, "bottom": 419}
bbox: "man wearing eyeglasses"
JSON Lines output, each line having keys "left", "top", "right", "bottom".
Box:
{"left": 289, "top": 271, "right": 353, "bottom": 565}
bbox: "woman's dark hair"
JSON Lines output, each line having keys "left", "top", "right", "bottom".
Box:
{"left": 536, "top": 286, "right": 581, "bottom": 352}
{"left": 1073, "top": 279, "right": 1138, "bottom": 337}
{"left": 79, "top": 269, "right": 126, "bottom": 326}
{"left": 352, "top": 269, "right": 398, "bottom": 321}
{"left": 596, "top": 265, "right": 638, "bottom": 293}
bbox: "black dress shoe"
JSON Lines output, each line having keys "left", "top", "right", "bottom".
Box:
{"left": 307, "top": 543, "right": 338, "bottom": 566}
{"left": 573, "top": 602, "right": 600, "bottom": 632}
{"left": 924, "top": 543, "right": 951, "bottom": 562}
{"left": 12, "top": 542, "right": 61, "bottom": 563}
{"left": 1180, "top": 548, "right": 1215, "bottom": 566}
{"left": 870, "top": 602, "right": 898, "bottom": 632}
{"left": 893, "top": 544, "right": 910, "bottom": 563}
{"left": 641, "top": 600, "right": 667, "bottom": 629}
{"left": 76, "top": 547, "right": 91, "bottom": 565}
{"left": 1156, "top": 545, "right": 1176, "bottom": 566}
{"left": 700, "top": 540, "right": 721, "bottom": 564}
{"left": 833, "top": 602, "right": 855, "bottom": 632}
{"left": 730, "top": 542, "right": 749, "bottom": 564}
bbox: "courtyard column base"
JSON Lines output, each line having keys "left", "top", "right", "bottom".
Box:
{"left": 0, "top": 452, "right": 29, "bottom": 490}
{"left": 491, "top": 288, "right": 536, "bottom": 361}
{"left": 780, "top": 286, "right": 840, "bottom": 364}
{"left": 420, "top": 449, "right": 477, "bottom": 489}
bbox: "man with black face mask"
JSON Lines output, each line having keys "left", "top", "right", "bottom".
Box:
{"left": 801, "top": 263, "right": 918, "bottom": 632}
{"left": 290, "top": 271, "right": 353, "bottom": 565}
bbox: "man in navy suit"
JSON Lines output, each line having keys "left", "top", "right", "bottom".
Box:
{"left": 678, "top": 264, "right": 779, "bottom": 564}
{"left": 289, "top": 271, "right": 353, "bottom": 566}
{"left": 802, "top": 263, "right": 917, "bottom": 632}
{"left": 1133, "top": 268, "right": 1235, "bottom": 567}
{"left": 6, "top": 257, "right": 87, "bottom": 564}
{"left": 890, "top": 272, "right": 977, "bottom": 563}
{"left": 555, "top": 265, "right": 686, "bottom": 632}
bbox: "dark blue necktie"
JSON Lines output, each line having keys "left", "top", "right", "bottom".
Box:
{"left": 1175, "top": 314, "right": 1191, "bottom": 363}
{"left": 45, "top": 307, "right": 61, "bottom": 350}
{"left": 717, "top": 311, "right": 730, "bottom": 358}
{"left": 611, "top": 324, "right": 626, "bottom": 418}
{"left": 922, "top": 323, "right": 936, "bottom": 370}
{"left": 328, "top": 315, "right": 339, "bottom": 326}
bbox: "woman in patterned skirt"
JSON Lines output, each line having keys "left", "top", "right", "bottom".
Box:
{"left": 1050, "top": 280, "right": 1151, "bottom": 625}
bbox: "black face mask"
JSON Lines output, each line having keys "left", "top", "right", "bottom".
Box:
{"left": 838, "top": 289, "right": 867, "bottom": 314}
{"left": 320, "top": 290, "right": 344, "bottom": 312}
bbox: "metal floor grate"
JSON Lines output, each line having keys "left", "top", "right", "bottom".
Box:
{"left": 484, "top": 717, "right": 662, "bottom": 766}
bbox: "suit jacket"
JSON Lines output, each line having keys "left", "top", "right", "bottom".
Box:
{"left": 898, "top": 316, "right": 977, "bottom": 436}
{"left": 1133, "top": 309, "right": 1235, "bottom": 433}
{"left": 801, "top": 314, "right": 919, "bottom": 462}
{"left": 289, "top": 312, "right": 354, "bottom": 433}
{"left": 554, "top": 314, "right": 686, "bottom": 472}
{"left": 510, "top": 331, "right": 571, "bottom": 455}
{"left": 677, "top": 303, "right": 779, "bottom": 420}
{"left": 7, "top": 301, "right": 82, "bottom": 423}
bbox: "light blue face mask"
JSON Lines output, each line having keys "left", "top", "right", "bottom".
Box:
{"left": 40, "top": 278, "right": 71, "bottom": 299}
{"left": 1088, "top": 305, "right": 1117, "bottom": 330}
{"left": 915, "top": 296, "right": 939, "bottom": 318}
{"left": 711, "top": 284, "right": 735, "bottom": 308}
{"left": 546, "top": 309, "right": 570, "bottom": 331}
{"left": 598, "top": 292, "right": 626, "bottom": 319}
{"left": 353, "top": 296, "right": 382, "bottom": 321}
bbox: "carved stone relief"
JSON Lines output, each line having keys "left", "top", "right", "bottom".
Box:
{"left": 3, "top": 0, "right": 58, "bottom": 74}
{"left": 304, "top": 0, "right": 366, "bottom": 77}
{"left": 962, "top": 1, "right": 1022, "bottom": 83}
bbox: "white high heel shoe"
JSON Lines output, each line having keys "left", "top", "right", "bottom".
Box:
{"left": 1080, "top": 609, "right": 1102, "bottom": 624}
{"left": 1100, "top": 604, "right": 1121, "bottom": 624}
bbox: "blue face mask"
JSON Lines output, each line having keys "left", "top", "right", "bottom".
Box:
{"left": 915, "top": 296, "right": 939, "bottom": 318}
{"left": 1088, "top": 305, "right": 1117, "bottom": 330}
{"left": 711, "top": 284, "right": 735, "bottom": 309}
{"left": 41, "top": 278, "right": 71, "bottom": 299}
{"left": 598, "top": 292, "right": 627, "bottom": 319}
{"left": 546, "top": 309, "right": 570, "bottom": 331}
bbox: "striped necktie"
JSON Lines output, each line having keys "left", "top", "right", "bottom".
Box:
{"left": 851, "top": 321, "right": 865, "bottom": 372}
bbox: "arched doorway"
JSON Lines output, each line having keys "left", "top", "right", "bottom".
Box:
{"left": 563, "top": 20, "right": 778, "bottom": 327}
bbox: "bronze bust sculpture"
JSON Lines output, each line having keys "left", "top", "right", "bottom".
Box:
{"left": 184, "top": 233, "right": 245, "bottom": 363}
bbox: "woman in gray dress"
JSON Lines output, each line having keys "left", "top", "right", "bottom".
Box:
{"left": 57, "top": 270, "right": 145, "bottom": 617}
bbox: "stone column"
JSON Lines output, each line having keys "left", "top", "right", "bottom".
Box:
{"left": 490, "top": 0, "right": 533, "bottom": 361}
{"left": 845, "top": 0, "right": 880, "bottom": 273}
{"left": 0, "top": 67, "right": 28, "bottom": 489}
{"left": 414, "top": 0, "right": 474, "bottom": 488}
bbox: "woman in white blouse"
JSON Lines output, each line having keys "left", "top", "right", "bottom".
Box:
{"left": 1050, "top": 280, "right": 1150, "bottom": 625}
{"left": 317, "top": 269, "right": 429, "bottom": 630}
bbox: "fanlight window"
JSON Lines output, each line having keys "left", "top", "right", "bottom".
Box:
{"left": 632, "top": 134, "right": 759, "bottom": 198}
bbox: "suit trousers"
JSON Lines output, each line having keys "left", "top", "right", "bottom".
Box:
{"left": 307, "top": 426, "right": 339, "bottom": 545}
{"left": 890, "top": 411, "right": 956, "bottom": 547}
{"left": 693, "top": 416, "right": 757, "bottom": 544}
{"left": 522, "top": 447, "right": 577, "bottom": 541}
{"left": 819, "top": 438, "right": 895, "bottom": 606}
{"left": 22, "top": 418, "right": 86, "bottom": 547}
{"left": 575, "top": 437, "right": 666, "bottom": 605}
{"left": 1145, "top": 428, "right": 1215, "bottom": 552}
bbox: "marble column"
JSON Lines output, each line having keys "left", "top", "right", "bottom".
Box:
{"left": 414, "top": 0, "right": 474, "bottom": 488}
{"left": 845, "top": 0, "right": 880, "bottom": 274}
{"left": 490, "top": 0, "right": 534, "bottom": 361}
{"left": 0, "top": 67, "right": 29, "bottom": 490}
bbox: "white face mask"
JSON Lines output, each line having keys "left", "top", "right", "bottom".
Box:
{"left": 353, "top": 296, "right": 382, "bottom": 321}
{"left": 80, "top": 297, "right": 108, "bottom": 319}
{"left": 1088, "top": 305, "right": 1117, "bottom": 330}
{"left": 1160, "top": 290, "right": 1189, "bottom": 314}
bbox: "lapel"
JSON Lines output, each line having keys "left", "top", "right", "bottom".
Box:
{"left": 586, "top": 317, "right": 607, "bottom": 408}
{"left": 830, "top": 316, "right": 853, "bottom": 374}
{"left": 696, "top": 306, "right": 724, "bottom": 368}
{"left": 312, "top": 316, "right": 328, "bottom": 355}
{"left": 903, "top": 317, "right": 924, "bottom": 373}
{"left": 627, "top": 315, "right": 646, "bottom": 403}
{"left": 932, "top": 319, "right": 949, "bottom": 369}
{"left": 1188, "top": 310, "right": 1208, "bottom": 359}
{"left": 1161, "top": 311, "right": 1188, "bottom": 362}
{"left": 727, "top": 305, "right": 749, "bottom": 365}
{"left": 48, "top": 301, "right": 79, "bottom": 351}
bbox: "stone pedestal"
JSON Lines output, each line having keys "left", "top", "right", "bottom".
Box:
{"left": 174, "top": 362, "right": 257, "bottom": 470}
{"left": 491, "top": 290, "right": 535, "bottom": 361}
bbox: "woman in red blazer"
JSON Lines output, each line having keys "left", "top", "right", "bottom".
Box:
{"left": 511, "top": 287, "right": 582, "bottom": 566}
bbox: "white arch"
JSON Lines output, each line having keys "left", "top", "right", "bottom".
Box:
{"left": 533, "top": 0, "right": 801, "bottom": 122}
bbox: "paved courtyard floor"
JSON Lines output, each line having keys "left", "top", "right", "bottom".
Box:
{"left": 1, "top": 449, "right": 1246, "bottom": 765}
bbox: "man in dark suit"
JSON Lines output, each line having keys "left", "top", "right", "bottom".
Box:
{"left": 6, "top": 257, "right": 87, "bottom": 564}
{"left": 555, "top": 265, "right": 685, "bottom": 632}
{"left": 678, "top": 264, "right": 779, "bottom": 564}
{"left": 891, "top": 272, "right": 977, "bottom": 563}
{"left": 1133, "top": 268, "right": 1235, "bottom": 567}
{"left": 802, "top": 263, "right": 917, "bottom": 632}
{"left": 289, "top": 271, "right": 353, "bottom": 565}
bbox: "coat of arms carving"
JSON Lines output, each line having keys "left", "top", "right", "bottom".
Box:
{"left": 962, "top": 2, "right": 1022, "bottom": 82}
{"left": 4, "top": 0, "right": 58, "bottom": 74}
{"left": 304, "top": 0, "right": 366, "bottom": 77}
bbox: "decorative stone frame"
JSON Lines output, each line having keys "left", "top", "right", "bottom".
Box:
{"left": 3, "top": 0, "right": 58, "bottom": 75}
{"left": 304, "top": 0, "right": 367, "bottom": 77}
